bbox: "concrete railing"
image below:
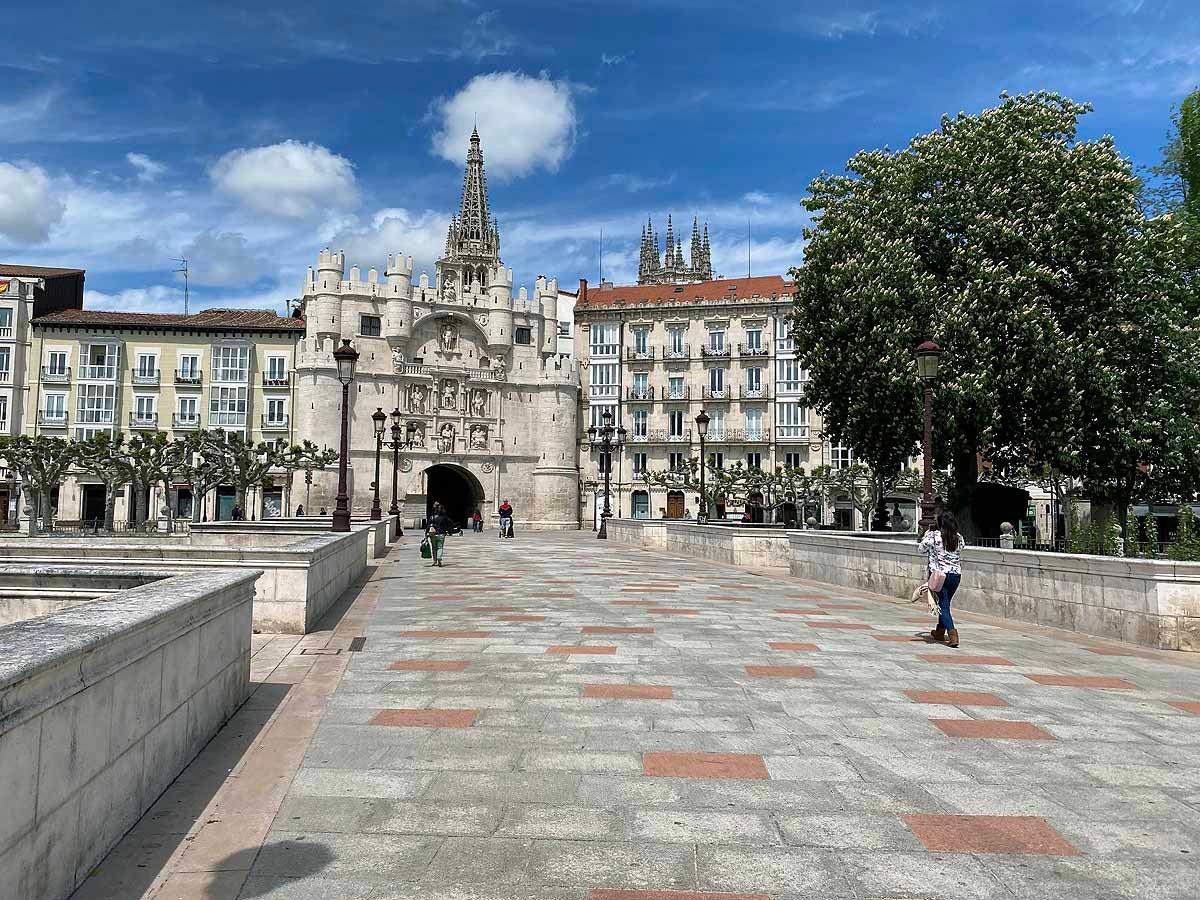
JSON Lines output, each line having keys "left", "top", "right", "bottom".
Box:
{"left": 605, "top": 519, "right": 790, "bottom": 570}
{"left": 191, "top": 517, "right": 396, "bottom": 561}
{"left": 0, "top": 565, "right": 256, "bottom": 900}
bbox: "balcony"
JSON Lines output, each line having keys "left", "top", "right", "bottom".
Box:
{"left": 776, "top": 381, "right": 807, "bottom": 397}
{"left": 644, "top": 429, "right": 692, "bottom": 443}
{"left": 664, "top": 387, "right": 689, "bottom": 401}
{"left": 740, "top": 386, "right": 768, "bottom": 400}
{"left": 702, "top": 387, "right": 730, "bottom": 401}
{"left": 131, "top": 368, "right": 160, "bottom": 386}
{"left": 626, "top": 387, "right": 655, "bottom": 401}
{"left": 175, "top": 369, "right": 203, "bottom": 386}
{"left": 775, "top": 338, "right": 796, "bottom": 352}
{"left": 261, "top": 414, "right": 290, "bottom": 431}
{"left": 700, "top": 345, "right": 731, "bottom": 359}
{"left": 0, "top": 370, "right": 9, "bottom": 383}
{"left": 0, "top": 327, "right": 12, "bottom": 339}
{"left": 129, "top": 412, "right": 159, "bottom": 429}
{"left": 172, "top": 413, "right": 201, "bottom": 430}
{"left": 262, "top": 372, "right": 290, "bottom": 388}
{"left": 80, "top": 365, "right": 117, "bottom": 381}
{"left": 41, "top": 366, "right": 71, "bottom": 383}
{"left": 737, "top": 342, "right": 770, "bottom": 357}
{"left": 38, "top": 410, "right": 68, "bottom": 427}
{"left": 625, "top": 347, "right": 656, "bottom": 361}
{"left": 663, "top": 344, "right": 690, "bottom": 361}
{"left": 776, "top": 424, "right": 810, "bottom": 441}
{"left": 710, "top": 428, "right": 767, "bottom": 443}
{"left": 209, "top": 411, "right": 247, "bottom": 427}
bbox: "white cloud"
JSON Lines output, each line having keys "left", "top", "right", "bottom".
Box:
{"left": 210, "top": 140, "right": 358, "bottom": 219}
{"left": 328, "top": 207, "right": 451, "bottom": 277}
{"left": 605, "top": 172, "right": 676, "bottom": 193}
{"left": 0, "top": 161, "right": 66, "bottom": 243}
{"left": 743, "top": 190, "right": 772, "bottom": 205}
{"left": 126, "top": 152, "right": 166, "bottom": 182}
{"left": 601, "top": 53, "right": 627, "bottom": 65}
{"left": 84, "top": 284, "right": 183, "bottom": 312}
{"left": 181, "top": 231, "right": 267, "bottom": 286}
{"left": 430, "top": 72, "right": 577, "bottom": 179}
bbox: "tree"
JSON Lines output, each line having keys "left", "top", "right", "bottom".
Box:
{"left": 77, "top": 432, "right": 135, "bottom": 531}
{"left": 644, "top": 459, "right": 829, "bottom": 523}
{"left": 1144, "top": 88, "right": 1200, "bottom": 224}
{"left": 0, "top": 435, "right": 80, "bottom": 535}
{"left": 791, "top": 92, "right": 1175, "bottom": 535}
{"left": 180, "top": 431, "right": 231, "bottom": 522}
{"left": 127, "top": 432, "right": 190, "bottom": 531}
{"left": 202, "top": 431, "right": 296, "bottom": 518}
{"left": 281, "top": 440, "right": 339, "bottom": 516}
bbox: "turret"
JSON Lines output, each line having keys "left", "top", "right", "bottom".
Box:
{"left": 536, "top": 275, "right": 559, "bottom": 354}
{"left": 385, "top": 252, "right": 414, "bottom": 343}
{"left": 313, "top": 248, "right": 345, "bottom": 341}
{"left": 487, "top": 265, "right": 514, "bottom": 347}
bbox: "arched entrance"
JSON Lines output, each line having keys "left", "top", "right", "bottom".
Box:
{"left": 425, "top": 464, "right": 485, "bottom": 529}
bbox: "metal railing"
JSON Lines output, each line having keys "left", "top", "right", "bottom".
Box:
{"left": 131, "top": 368, "right": 160, "bottom": 385}
{"left": 38, "top": 410, "right": 68, "bottom": 426}
{"left": 172, "top": 413, "right": 201, "bottom": 429}
{"left": 262, "top": 372, "right": 290, "bottom": 387}
{"left": 702, "top": 387, "right": 730, "bottom": 400}
{"left": 175, "top": 368, "right": 203, "bottom": 385}
{"left": 737, "top": 342, "right": 770, "bottom": 356}
{"left": 626, "top": 387, "right": 655, "bottom": 401}
{"left": 625, "top": 347, "right": 656, "bottom": 361}
{"left": 129, "top": 412, "right": 159, "bottom": 428}
{"left": 700, "top": 345, "right": 731, "bottom": 358}
{"left": 261, "top": 414, "right": 290, "bottom": 430}
{"left": 740, "top": 386, "right": 768, "bottom": 399}
{"left": 664, "top": 344, "right": 690, "bottom": 360}
{"left": 41, "top": 366, "right": 70, "bottom": 383}
{"left": 665, "top": 387, "right": 689, "bottom": 401}
{"left": 46, "top": 519, "right": 192, "bottom": 537}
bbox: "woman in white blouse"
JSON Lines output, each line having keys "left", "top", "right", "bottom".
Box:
{"left": 918, "top": 511, "right": 964, "bottom": 647}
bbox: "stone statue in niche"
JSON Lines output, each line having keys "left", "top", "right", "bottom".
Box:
{"left": 492, "top": 354, "right": 506, "bottom": 373}
{"left": 470, "top": 424, "right": 489, "bottom": 450}
{"left": 408, "top": 421, "right": 426, "bottom": 448}
{"left": 409, "top": 384, "right": 426, "bottom": 414}
{"left": 440, "top": 379, "right": 458, "bottom": 411}
{"left": 437, "top": 423, "right": 455, "bottom": 453}
{"left": 439, "top": 321, "right": 458, "bottom": 351}
{"left": 471, "top": 388, "right": 488, "bottom": 418}
{"left": 441, "top": 281, "right": 457, "bottom": 303}
{"left": 391, "top": 347, "right": 405, "bottom": 372}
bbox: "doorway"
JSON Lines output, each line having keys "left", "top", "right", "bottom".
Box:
{"left": 216, "top": 486, "right": 236, "bottom": 521}
{"left": 82, "top": 484, "right": 106, "bottom": 525}
{"left": 632, "top": 490, "right": 649, "bottom": 520}
{"left": 666, "top": 490, "right": 684, "bottom": 519}
{"left": 425, "top": 464, "right": 484, "bottom": 529}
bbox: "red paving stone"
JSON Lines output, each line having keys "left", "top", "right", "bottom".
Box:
{"left": 387, "top": 660, "right": 471, "bottom": 672}
{"left": 745, "top": 665, "right": 817, "bottom": 678}
{"left": 713, "top": 596, "right": 754, "bottom": 603}
{"left": 1166, "top": 700, "right": 1200, "bottom": 715}
{"left": 399, "top": 630, "right": 493, "bottom": 639}
{"left": 646, "top": 608, "right": 700, "bottom": 615}
{"left": 768, "top": 642, "right": 820, "bottom": 651}
{"left": 643, "top": 751, "right": 770, "bottom": 780}
{"left": 1024, "top": 674, "right": 1138, "bottom": 689}
{"left": 583, "top": 684, "right": 674, "bottom": 700}
{"left": 807, "top": 622, "right": 873, "bottom": 630}
{"left": 500, "top": 614, "right": 547, "bottom": 622}
{"left": 589, "top": 892, "right": 771, "bottom": 900}
{"left": 546, "top": 645, "right": 618, "bottom": 655}
{"left": 369, "top": 708, "right": 478, "bottom": 728}
{"left": 905, "top": 690, "right": 1007, "bottom": 707}
{"left": 918, "top": 654, "right": 1015, "bottom": 666}
{"left": 902, "top": 814, "right": 1081, "bottom": 855}
{"left": 931, "top": 719, "right": 1055, "bottom": 740}
{"left": 582, "top": 626, "right": 656, "bottom": 634}
{"left": 774, "top": 608, "right": 830, "bottom": 616}
{"left": 905, "top": 616, "right": 936, "bottom": 624}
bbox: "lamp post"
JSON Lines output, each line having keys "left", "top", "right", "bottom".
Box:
{"left": 370, "top": 408, "right": 386, "bottom": 520}
{"left": 695, "top": 409, "right": 710, "bottom": 524}
{"left": 914, "top": 340, "right": 942, "bottom": 531}
{"left": 383, "top": 409, "right": 418, "bottom": 531}
{"left": 587, "top": 407, "right": 626, "bottom": 539}
{"left": 332, "top": 339, "right": 359, "bottom": 533}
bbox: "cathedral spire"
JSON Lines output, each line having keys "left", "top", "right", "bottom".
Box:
{"left": 664, "top": 215, "right": 675, "bottom": 267}
{"left": 445, "top": 127, "right": 498, "bottom": 264}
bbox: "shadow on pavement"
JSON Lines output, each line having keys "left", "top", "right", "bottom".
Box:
{"left": 207, "top": 840, "right": 334, "bottom": 899}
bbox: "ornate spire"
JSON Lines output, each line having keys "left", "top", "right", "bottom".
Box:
{"left": 444, "top": 128, "right": 499, "bottom": 264}
{"left": 664, "top": 215, "right": 675, "bottom": 267}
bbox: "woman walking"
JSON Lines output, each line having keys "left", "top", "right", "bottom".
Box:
{"left": 919, "top": 512, "right": 964, "bottom": 647}
{"left": 427, "top": 502, "right": 452, "bottom": 567}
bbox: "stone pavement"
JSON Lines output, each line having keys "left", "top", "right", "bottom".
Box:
{"left": 80, "top": 531, "right": 1200, "bottom": 899}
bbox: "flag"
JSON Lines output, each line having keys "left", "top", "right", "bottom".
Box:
{"left": 0, "top": 280, "right": 10, "bottom": 295}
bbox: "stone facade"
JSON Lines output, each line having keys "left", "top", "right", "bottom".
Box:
{"left": 294, "top": 130, "right": 580, "bottom": 529}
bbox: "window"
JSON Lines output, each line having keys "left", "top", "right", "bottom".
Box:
{"left": 708, "top": 452, "right": 725, "bottom": 469}
{"left": 633, "top": 409, "right": 648, "bottom": 436}
{"left": 669, "top": 451, "right": 684, "bottom": 470}
{"left": 44, "top": 393, "right": 66, "bottom": 417}
{"left": 266, "top": 356, "right": 288, "bottom": 382}
{"left": 831, "top": 443, "right": 854, "bottom": 469}
{"left": 590, "top": 363, "right": 618, "bottom": 400}
{"left": 558, "top": 321, "right": 570, "bottom": 337}
{"left": 668, "top": 409, "right": 685, "bottom": 437}
{"left": 589, "top": 404, "right": 614, "bottom": 428}
{"left": 747, "top": 452, "right": 762, "bottom": 469}
{"left": 745, "top": 328, "right": 763, "bottom": 351}
{"left": 515, "top": 326, "right": 533, "bottom": 345}
{"left": 266, "top": 398, "right": 287, "bottom": 423}
{"left": 136, "top": 353, "right": 157, "bottom": 377}
{"left": 709, "top": 367, "right": 725, "bottom": 393}
{"left": 633, "top": 327, "right": 649, "bottom": 354}
{"left": 0, "top": 307, "right": 11, "bottom": 332}
{"left": 77, "top": 384, "right": 116, "bottom": 423}
{"left": 632, "top": 372, "right": 649, "bottom": 396}
{"left": 598, "top": 450, "right": 612, "bottom": 474}
{"left": 212, "top": 346, "right": 249, "bottom": 383}
{"left": 708, "top": 409, "right": 725, "bottom": 440}
{"left": 0, "top": 347, "right": 9, "bottom": 381}
{"left": 0, "top": 396, "right": 7, "bottom": 427}
{"left": 777, "top": 359, "right": 804, "bottom": 393}
{"left": 777, "top": 402, "right": 808, "bottom": 439}
{"left": 784, "top": 451, "right": 804, "bottom": 469}
{"left": 633, "top": 452, "right": 648, "bottom": 475}
{"left": 359, "top": 314, "right": 382, "bottom": 337}
{"left": 746, "top": 367, "right": 762, "bottom": 393}
{"left": 667, "top": 376, "right": 685, "bottom": 400}
{"left": 590, "top": 323, "right": 619, "bottom": 356}
{"left": 775, "top": 317, "right": 795, "bottom": 351}
{"left": 133, "top": 396, "right": 156, "bottom": 423}
{"left": 746, "top": 408, "right": 763, "bottom": 439}
{"left": 178, "top": 354, "right": 200, "bottom": 381}
{"left": 708, "top": 329, "right": 725, "bottom": 351}
{"left": 83, "top": 343, "right": 117, "bottom": 379}
{"left": 210, "top": 386, "right": 248, "bottom": 426}
{"left": 178, "top": 396, "right": 199, "bottom": 422}
{"left": 668, "top": 325, "right": 685, "bottom": 354}
{"left": 46, "top": 350, "right": 68, "bottom": 376}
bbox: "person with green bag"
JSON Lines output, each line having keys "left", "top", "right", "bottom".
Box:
{"left": 426, "top": 502, "right": 453, "bottom": 567}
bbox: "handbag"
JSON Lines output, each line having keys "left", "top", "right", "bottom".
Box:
{"left": 419, "top": 538, "right": 432, "bottom": 559}
{"left": 928, "top": 569, "right": 946, "bottom": 592}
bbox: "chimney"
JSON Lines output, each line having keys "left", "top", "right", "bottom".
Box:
{"left": 578, "top": 278, "right": 588, "bottom": 304}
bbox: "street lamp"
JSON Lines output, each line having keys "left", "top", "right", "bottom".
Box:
{"left": 370, "top": 408, "right": 387, "bottom": 520}
{"left": 383, "top": 408, "right": 419, "bottom": 531}
{"left": 332, "top": 339, "right": 359, "bottom": 533}
{"left": 914, "top": 340, "right": 942, "bottom": 531}
{"left": 587, "top": 407, "right": 626, "bottom": 539}
{"left": 695, "top": 409, "right": 710, "bottom": 524}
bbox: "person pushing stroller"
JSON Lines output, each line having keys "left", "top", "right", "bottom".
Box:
{"left": 498, "top": 499, "right": 515, "bottom": 539}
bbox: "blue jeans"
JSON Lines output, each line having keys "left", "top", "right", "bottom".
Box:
{"left": 937, "top": 572, "right": 961, "bottom": 631}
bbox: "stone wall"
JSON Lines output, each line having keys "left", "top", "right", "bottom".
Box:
{"left": 0, "top": 568, "right": 165, "bottom": 627}
{"left": 606, "top": 519, "right": 790, "bottom": 570}
{"left": 0, "top": 566, "right": 256, "bottom": 900}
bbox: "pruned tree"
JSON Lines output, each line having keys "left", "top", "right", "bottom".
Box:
{"left": 281, "top": 440, "right": 339, "bottom": 516}
{"left": 180, "top": 431, "right": 231, "bottom": 522}
{"left": 77, "top": 432, "right": 135, "bottom": 531}
{"left": 127, "top": 431, "right": 191, "bottom": 531}
{"left": 0, "top": 435, "right": 81, "bottom": 536}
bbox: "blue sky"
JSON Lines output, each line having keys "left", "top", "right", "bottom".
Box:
{"left": 1, "top": 0, "right": 1197, "bottom": 313}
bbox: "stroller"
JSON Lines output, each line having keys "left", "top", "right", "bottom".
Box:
{"left": 499, "top": 517, "right": 514, "bottom": 539}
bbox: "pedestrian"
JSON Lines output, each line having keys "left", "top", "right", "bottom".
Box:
{"left": 231, "top": 503, "right": 244, "bottom": 521}
{"left": 498, "top": 498, "right": 514, "bottom": 539}
{"left": 296, "top": 504, "right": 305, "bottom": 517}
{"left": 319, "top": 506, "right": 327, "bottom": 516}
{"left": 472, "top": 509, "right": 483, "bottom": 533}
{"left": 919, "top": 511, "right": 965, "bottom": 647}
{"left": 427, "top": 502, "right": 452, "bottom": 566}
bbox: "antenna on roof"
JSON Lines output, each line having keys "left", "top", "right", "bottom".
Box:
{"left": 599, "top": 227, "right": 604, "bottom": 284}
{"left": 747, "top": 218, "right": 751, "bottom": 278}
{"left": 173, "top": 257, "right": 189, "bottom": 315}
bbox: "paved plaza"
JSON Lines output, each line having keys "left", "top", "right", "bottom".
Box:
{"left": 77, "top": 532, "right": 1200, "bottom": 899}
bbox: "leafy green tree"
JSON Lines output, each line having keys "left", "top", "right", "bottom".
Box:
{"left": 0, "top": 435, "right": 80, "bottom": 535}
{"left": 77, "top": 432, "right": 135, "bottom": 531}
{"left": 791, "top": 91, "right": 1191, "bottom": 535}
{"left": 1145, "top": 88, "right": 1200, "bottom": 223}
{"left": 127, "top": 432, "right": 191, "bottom": 531}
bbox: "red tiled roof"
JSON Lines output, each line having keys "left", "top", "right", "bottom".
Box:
{"left": 0, "top": 263, "right": 85, "bottom": 277}
{"left": 32, "top": 308, "right": 305, "bottom": 331}
{"left": 578, "top": 275, "right": 793, "bottom": 309}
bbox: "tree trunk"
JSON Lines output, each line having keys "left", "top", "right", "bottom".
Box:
{"left": 950, "top": 447, "right": 981, "bottom": 538}
{"left": 104, "top": 484, "right": 116, "bottom": 532}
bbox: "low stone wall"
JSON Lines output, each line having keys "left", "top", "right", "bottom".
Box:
{"left": 0, "top": 565, "right": 256, "bottom": 900}
{"left": 0, "top": 528, "right": 369, "bottom": 634}
{"left": 606, "top": 519, "right": 790, "bottom": 570}
{"left": 789, "top": 531, "right": 1200, "bottom": 651}
{"left": 191, "top": 519, "right": 390, "bottom": 561}
{"left": 0, "top": 568, "right": 165, "bottom": 627}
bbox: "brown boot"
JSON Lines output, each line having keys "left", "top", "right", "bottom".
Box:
{"left": 930, "top": 626, "right": 945, "bottom": 642}
{"left": 947, "top": 628, "right": 959, "bottom": 648}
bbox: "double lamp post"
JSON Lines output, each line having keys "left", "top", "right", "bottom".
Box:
{"left": 588, "top": 408, "right": 626, "bottom": 539}
{"left": 371, "top": 407, "right": 419, "bottom": 525}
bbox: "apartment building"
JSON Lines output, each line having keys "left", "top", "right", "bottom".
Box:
{"left": 24, "top": 307, "right": 303, "bottom": 523}
{"left": 574, "top": 274, "right": 828, "bottom": 524}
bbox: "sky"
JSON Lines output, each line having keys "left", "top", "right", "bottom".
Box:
{"left": 1, "top": 0, "right": 1197, "bottom": 315}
